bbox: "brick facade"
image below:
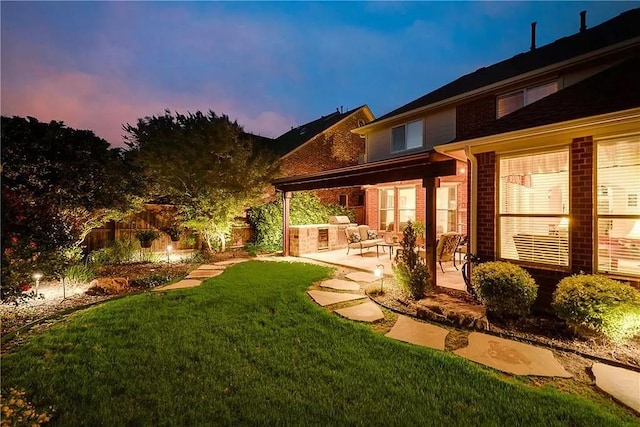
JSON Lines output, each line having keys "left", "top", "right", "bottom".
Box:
{"left": 278, "top": 108, "right": 370, "bottom": 209}
{"left": 570, "top": 136, "right": 594, "bottom": 273}
{"left": 475, "top": 151, "right": 497, "bottom": 260}
{"left": 456, "top": 96, "right": 496, "bottom": 141}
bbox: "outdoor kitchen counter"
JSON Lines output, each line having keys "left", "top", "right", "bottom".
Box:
{"left": 289, "top": 224, "right": 349, "bottom": 256}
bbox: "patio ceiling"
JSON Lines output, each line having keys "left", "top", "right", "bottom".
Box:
{"left": 273, "top": 151, "right": 458, "bottom": 192}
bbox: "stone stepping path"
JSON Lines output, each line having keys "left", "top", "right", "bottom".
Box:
{"left": 197, "top": 264, "right": 226, "bottom": 270}
{"left": 345, "top": 272, "right": 379, "bottom": 283}
{"left": 453, "top": 332, "right": 572, "bottom": 377}
{"left": 216, "top": 259, "right": 249, "bottom": 266}
{"left": 385, "top": 315, "right": 449, "bottom": 351}
{"left": 186, "top": 270, "right": 225, "bottom": 279}
{"left": 335, "top": 301, "right": 384, "bottom": 322}
{"left": 320, "top": 279, "right": 361, "bottom": 291}
{"left": 307, "top": 290, "right": 366, "bottom": 307}
{"left": 155, "top": 259, "right": 248, "bottom": 291}
{"left": 592, "top": 363, "right": 640, "bottom": 414}
{"left": 307, "top": 271, "right": 639, "bottom": 414}
{"left": 155, "top": 279, "right": 203, "bottom": 291}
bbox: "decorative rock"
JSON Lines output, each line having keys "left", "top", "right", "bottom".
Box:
{"left": 88, "top": 277, "right": 129, "bottom": 295}
{"left": 416, "top": 293, "right": 489, "bottom": 330}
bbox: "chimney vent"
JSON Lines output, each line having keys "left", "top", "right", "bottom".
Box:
{"left": 580, "top": 11, "right": 587, "bottom": 32}
{"left": 530, "top": 22, "right": 537, "bottom": 51}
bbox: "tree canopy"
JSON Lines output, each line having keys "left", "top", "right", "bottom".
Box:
{"left": 1, "top": 116, "right": 142, "bottom": 299}
{"left": 123, "top": 110, "right": 279, "bottom": 251}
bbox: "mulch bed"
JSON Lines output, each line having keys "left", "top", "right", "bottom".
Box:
{"left": 370, "top": 284, "right": 640, "bottom": 370}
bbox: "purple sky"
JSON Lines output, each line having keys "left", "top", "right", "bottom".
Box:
{"left": 2, "top": 1, "right": 638, "bottom": 147}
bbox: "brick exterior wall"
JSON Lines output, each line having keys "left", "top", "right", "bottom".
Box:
{"left": 278, "top": 108, "right": 370, "bottom": 210}
{"left": 456, "top": 96, "right": 496, "bottom": 141}
{"left": 279, "top": 109, "right": 368, "bottom": 176}
{"left": 475, "top": 151, "right": 497, "bottom": 260}
{"left": 570, "top": 136, "right": 594, "bottom": 273}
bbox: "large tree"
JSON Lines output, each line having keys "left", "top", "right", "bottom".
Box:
{"left": 123, "top": 110, "right": 279, "bottom": 251}
{"left": 1, "top": 116, "right": 141, "bottom": 300}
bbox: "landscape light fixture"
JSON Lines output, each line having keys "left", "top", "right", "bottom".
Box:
{"left": 167, "top": 244, "right": 173, "bottom": 263}
{"left": 374, "top": 264, "right": 384, "bottom": 292}
{"left": 33, "top": 272, "right": 42, "bottom": 295}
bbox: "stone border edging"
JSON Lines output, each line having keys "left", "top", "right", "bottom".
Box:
{"left": 365, "top": 289, "right": 640, "bottom": 374}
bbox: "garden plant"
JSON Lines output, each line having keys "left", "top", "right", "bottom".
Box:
{"left": 471, "top": 261, "right": 538, "bottom": 318}
{"left": 393, "top": 221, "right": 431, "bottom": 299}
{"left": 552, "top": 274, "right": 640, "bottom": 342}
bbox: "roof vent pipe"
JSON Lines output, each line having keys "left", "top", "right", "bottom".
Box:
{"left": 580, "top": 11, "right": 587, "bottom": 32}
{"left": 530, "top": 22, "right": 537, "bottom": 51}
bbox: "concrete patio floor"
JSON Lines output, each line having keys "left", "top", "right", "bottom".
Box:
{"left": 299, "top": 248, "right": 466, "bottom": 292}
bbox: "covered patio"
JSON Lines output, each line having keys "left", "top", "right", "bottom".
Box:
{"left": 273, "top": 151, "right": 466, "bottom": 291}
{"left": 297, "top": 247, "right": 466, "bottom": 292}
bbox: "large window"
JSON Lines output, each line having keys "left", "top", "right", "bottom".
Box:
{"left": 596, "top": 135, "right": 640, "bottom": 277}
{"left": 498, "top": 149, "right": 569, "bottom": 266}
{"left": 379, "top": 186, "right": 416, "bottom": 232}
{"left": 392, "top": 120, "right": 423, "bottom": 152}
{"left": 497, "top": 81, "right": 558, "bottom": 118}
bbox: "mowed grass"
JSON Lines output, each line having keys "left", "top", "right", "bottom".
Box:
{"left": 2, "top": 261, "right": 637, "bottom": 426}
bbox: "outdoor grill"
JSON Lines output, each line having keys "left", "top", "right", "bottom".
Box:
{"left": 329, "top": 215, "right": 356, "bottom": 246}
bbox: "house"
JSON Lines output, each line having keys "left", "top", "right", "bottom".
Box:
{"left": 274, "top": 8, "right": 640, "bottom": 305}
{"left": 270, "top": 105, "right": 374, "bottom": 223}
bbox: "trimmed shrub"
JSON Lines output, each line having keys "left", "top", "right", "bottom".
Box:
{"left": 552, "top": 274, "right": 640, "bottom": 342}
{"left": 393, "top": 221, "right": 431, "bottom": 299}
{"left": 472, "top": 261, "right": 537, "bottom": 318}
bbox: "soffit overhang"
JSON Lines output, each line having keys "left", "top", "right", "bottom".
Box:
{"left": 272, "top": 151, "right": 457, "bottom": 193}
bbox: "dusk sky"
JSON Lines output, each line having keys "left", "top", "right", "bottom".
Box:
{"left": 2, "top": 1, "right": 639, "bottom": 147}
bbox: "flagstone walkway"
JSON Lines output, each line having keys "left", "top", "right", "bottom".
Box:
{"left": 307, "top": 269, "right": 640, "bottom": 415}
{"left": 154, "top": 257, "right": 638, "bottom": 415}
{"left": 154, "top": 259, "right": 248, "bottom": 291}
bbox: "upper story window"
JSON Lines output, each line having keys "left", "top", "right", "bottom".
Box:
{"left": 496, "top": 81, "right": 558, "bottom": 119}
{"left": 392, "top": 120, "right": 423, "bottom": 152}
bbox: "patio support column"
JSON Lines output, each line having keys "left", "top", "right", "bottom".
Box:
{"left": 423, "top": 176, "right": 438, "bottom": 288}
{"left": 282, "top": 191, "right": 292, "bottom": 256}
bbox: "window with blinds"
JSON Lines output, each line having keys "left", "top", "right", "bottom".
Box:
{"left": 496, "top": 81, "right": 558, "bottom": 119}
{"left": 498, "top": 149, "right": 569, "bottom": 266}
{"left": 596, "top": 135, "right": 640, "bottom": 277}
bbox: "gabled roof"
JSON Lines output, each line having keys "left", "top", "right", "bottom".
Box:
{"left": 272, "top": 105, "right": 370, "bottom": 157}
{"left": 452, "top": 54, "right": 640, "bottom": 142}
{"left": 370, "top": 8, "right": 640, "bottom": 126}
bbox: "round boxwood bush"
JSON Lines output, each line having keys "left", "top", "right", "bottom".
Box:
{"left": 471, "top": 261, "right": 537, "bottom": 318}
{"left": 552, "top": 274, "right": 640, "bottom": 342}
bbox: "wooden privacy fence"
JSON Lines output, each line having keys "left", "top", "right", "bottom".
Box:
{"left": 83, "top": 204, "right": 254, "bottom": 252}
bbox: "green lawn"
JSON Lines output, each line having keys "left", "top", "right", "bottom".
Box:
{"left": 2, "top": 261, "right": 637, "bottom": 426}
